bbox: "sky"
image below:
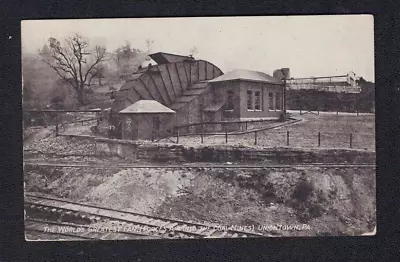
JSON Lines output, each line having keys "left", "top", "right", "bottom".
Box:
{"left": 21, "top": 15, "right": 375, "bottom": 82}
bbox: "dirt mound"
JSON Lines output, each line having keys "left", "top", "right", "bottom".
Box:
{"left": 25, "top": 166, "right": 195, "bottom": 215}
{"left": 85, "top": 168, "right": 194, "bottom": 214}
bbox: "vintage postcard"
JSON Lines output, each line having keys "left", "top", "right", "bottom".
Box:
{"left": 22, "top": 15, "right": 375, "bottom": 241}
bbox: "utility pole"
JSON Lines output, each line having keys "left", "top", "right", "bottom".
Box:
{"left": 281, "top": 69, "right": 287, "bottom": 121}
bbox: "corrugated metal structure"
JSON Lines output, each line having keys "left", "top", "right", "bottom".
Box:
{"left": 111, "top": 52, "right": 223, "bottom": 134}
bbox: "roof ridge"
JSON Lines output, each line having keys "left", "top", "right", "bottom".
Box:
{"left": 208, "top": 69, "right": 282, "bottom": 84}
{"left": 119, "top": 100, "right": 175, "bottom": 114}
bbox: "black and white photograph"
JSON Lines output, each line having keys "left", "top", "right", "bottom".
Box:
{"left": 22, "top": 15, "right": 376, "bottom": 241}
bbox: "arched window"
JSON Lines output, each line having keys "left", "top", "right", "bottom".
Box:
{"left": 226, "top": 90, "right": 234, "bottom": 110}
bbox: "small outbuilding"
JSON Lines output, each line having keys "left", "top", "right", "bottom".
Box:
{"left": 119, "top": 100, "right": 176, "bottom": 141}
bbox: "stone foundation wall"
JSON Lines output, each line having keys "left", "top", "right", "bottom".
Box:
{"left": 94, "top": 137, "right": 375, "bottom": 164}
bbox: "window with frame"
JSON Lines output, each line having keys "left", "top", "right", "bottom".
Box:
{"left": 268, "top": 92, "right": 274, "bottom": 110}
{"left": 247, "top": 90, "right": 253, "bottom": 110}
{"left": 255, "top": 91, "right": 261, "bottom": 110}
{"left": 226, "top": 90, "right": 234, "bottom": 110}
{"left": 275, "top": 92, "right": 282, "bottom": 110}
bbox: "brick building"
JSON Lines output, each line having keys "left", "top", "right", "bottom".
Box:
{"left": 113, "top": 52, "right": 284, "bottom": 139}
{"left": 207, "top": 69, "right": 284, "bottom": 121}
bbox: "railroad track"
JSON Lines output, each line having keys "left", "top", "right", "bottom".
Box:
{"left": 25, "top": 193, "right": 267, "bottom": 240}
{"left": 23, "top": 161, "right": 376, "bottom": 169}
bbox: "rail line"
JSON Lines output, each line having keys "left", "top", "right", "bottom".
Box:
{"left": 23, "top": 161, "right": 376, "bottom": 169}
{"left": 25, "top": 193, "right": 267, "bottom": 239}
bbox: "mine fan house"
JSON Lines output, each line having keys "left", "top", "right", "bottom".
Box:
{"left": 111, "top": 52, "right": 285, "bottom": 140}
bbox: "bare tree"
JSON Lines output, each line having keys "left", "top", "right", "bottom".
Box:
{"left": 39, "top": 34, "right": 108, "bottom": 106}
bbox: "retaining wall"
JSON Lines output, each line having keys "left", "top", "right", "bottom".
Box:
{"left": 93, "top": 137, "right": 375, "bottom": 164}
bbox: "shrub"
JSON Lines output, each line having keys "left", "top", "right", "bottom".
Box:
{"left": 292, "top": 180, "right": 314, "bottom": 202}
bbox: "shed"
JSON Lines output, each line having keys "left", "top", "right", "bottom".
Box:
{"left": 119, "top": 100, "right": 176, "bottom": 140}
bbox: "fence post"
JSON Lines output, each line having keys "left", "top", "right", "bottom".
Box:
{"left": 336, "top": 110, "right": 338, "bottom": 116}
{"left": 254, "top": 131, "right": 257, "bottom": 145}
{"left": 151, "top": 127, "right": 154, "bottom": 142}
{"left": 176, "top": 129, "right": 179, "bottom": 144}
{"left": 300, "top": 109, "right": 302, "bottom": 115}
{"left": 356, "top": 109, "right": 359, "bottom": 116}
{"left": 317, "top": 109, "right": 320, "bottom": 115}
{"left": 245, "top": 121, "right": 248, "bottom": 130}
{"left": 286, "top": 131, "right": 289, "bottom": 146}
{"left": 350, "top": 133, "right": 353, "bottom": 148}
{"left": 318, "top": 132, "right": 321, "bottom": 147}
{"left": 225, "top": 130, "right": 228, "bottom": 144}
{"left": 201, "top": 126, "right": 204, "bottom": 144}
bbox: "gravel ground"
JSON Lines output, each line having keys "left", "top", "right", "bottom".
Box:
{"left": 24, "top": 135, "right": 96, "bottom": 155}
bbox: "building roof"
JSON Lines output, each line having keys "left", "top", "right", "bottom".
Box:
{"left": 121, "top": 73, "right": 144, "bottom": 83}
{"left": 169, "top": 102, "right": 186, "bottom": 111}
{"left": 174, "top": 95, "right": 198, "bottom": 103}
{"left": 209, "top": 69, "right": 282, "bottom": 85}
{"left": 149, "top": 52, "right": 195, "bottom": 64}
{"left": 190, "top": 82, "right": 209, "bottom": 89}
{"left": 119, "top": 100, "right": 175, "bottom": 114}
{"left": 203, "top": 101, "right": 225, "bottom": 112}
{"left": 168, "top": 82, "right": 210, "bottom": 111}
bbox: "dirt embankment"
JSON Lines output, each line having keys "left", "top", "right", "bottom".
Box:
{"left": 154, "top": 167, "right": 376, "bottom": 236}
{"left": 25, "top": 164, "right": 375, "bottom": 237}
{"left": 24, "top": 166, "right": 195, "bottom": 214}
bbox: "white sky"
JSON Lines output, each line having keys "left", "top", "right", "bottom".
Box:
{"left": 21, "top": 15, "right": 375, "bottom": 81}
